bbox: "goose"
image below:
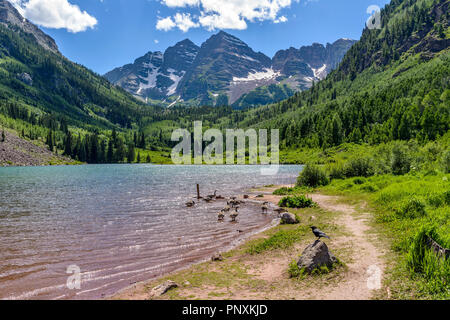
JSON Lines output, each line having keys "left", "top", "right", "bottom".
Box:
{"left": 204, "top": 196, "right": 214, "bottom": 203}
{"left": 230, "top": 209, "right": 239, "bottom": 222}
{"left": 229, "top": 200, "right": 240, "bottom": 208}
{"left": 217, "top": 212, "right": 225, "bottom": 221}
{"left": 186, "top": 200, "right": 195, "bottom": 207}
{"left": 221, "top": 206, "right": 231, "bottom": 213}
{"left": 207, "top": 190, "right": 218, "bottom": 199}
{"left": 261, "top": 204, "right": 268, "bottom": 213}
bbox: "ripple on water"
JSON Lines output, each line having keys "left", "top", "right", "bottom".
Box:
{"left": 0, "top": 164, "right": 302, "bottom": 300}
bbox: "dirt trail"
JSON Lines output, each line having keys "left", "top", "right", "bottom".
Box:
{"left": 248, "top": 190, "right": 386, "bottom": 300}
{"left": 308, "top": 194, "right": 385, "bottom": 300}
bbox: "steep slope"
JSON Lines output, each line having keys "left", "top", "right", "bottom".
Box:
{"left": 104, "top": 39, "right": 200, "bottom": 101}
{"left": 0, "top": 0, "right": 156, "bottom": 130}
{"left": 0, "top": 127, "right": 75, "bottom": 166}
{"left": 0, "top": 0, "right": 58, "bottom": 53}
{"left": 180, "top": 31, "right": 273, "bottom": 105}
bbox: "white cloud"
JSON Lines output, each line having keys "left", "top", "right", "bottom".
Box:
{"left": 8, "top": 0, "right": 98, "bottom": 33}
{"left": 156, "top": 16, "right": 176, "bottom": 31}
{"left": 274, "top": 15, "right": 287, "bottom": 23}
{"left": 156, "top": 12, "right": 199, "bottom": 33}
{"left": 157, "top": 0, "right": 297, "bottom": 32}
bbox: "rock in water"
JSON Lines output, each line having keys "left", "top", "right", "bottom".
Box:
{"left": 297, "top": 241, "right": 337, "bottom": 273}
{"left": 149, "top": 280, "right": 178, "bottom": 298}
{"left": 281, "top": 212, "right": 298, "bottom": 224}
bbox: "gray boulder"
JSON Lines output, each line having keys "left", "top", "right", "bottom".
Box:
{"left": 149, "top": 280, "right": 178, "bottom": 298}
{"left": 281, "top": 212, "right": 298, "bottom": 224}
{"left": 297, "top": 240, "right": 337, "bottom": 273}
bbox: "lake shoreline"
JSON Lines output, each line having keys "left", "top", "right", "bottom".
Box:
{"left": 109, "top": 184, "right": 294, "bottom": 301}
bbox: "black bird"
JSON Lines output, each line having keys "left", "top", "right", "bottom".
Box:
{"left": 310, "top": 226, "right": 331, "bottom": 240}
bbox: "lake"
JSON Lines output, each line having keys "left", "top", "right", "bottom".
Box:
{"left": 0, "top": 164, "right": 303, "bottom": 300}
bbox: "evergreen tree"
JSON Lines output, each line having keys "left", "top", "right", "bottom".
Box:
{"left": 1, "top": 128, "right": 5, "bottom": 142}
{"left": 107, "top": 139, "right": 114, "bottom": 163}
{"left": 46, "top": 130, "right": 54, "bottom": 152}
{"left": 139, "top": 131, "right": 146, "bottom": 148}
{"left": 127, "top": 143, "right": 135, "bottom": 163}
{"left": 64, "top": 131, "right": 72, "bottom": 156}
{"left": 137, "top": 152, "right": 141, "bottom": 163}
{"left": 146, "top": 154, "right": 151, "bottom": 163}
{"left": 115, "top": 139, "right": 126, "bottom": 163}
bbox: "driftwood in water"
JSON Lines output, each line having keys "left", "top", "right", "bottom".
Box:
{"left": 427, "top": 236, "right": 450, "bottom": 260}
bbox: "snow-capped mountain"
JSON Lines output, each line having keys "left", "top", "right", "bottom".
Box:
{"left": 104, "top": 31, "right": 355, "bottom": 107}
{"left": 104, "top": 39, "right": 199, "bottom": 101}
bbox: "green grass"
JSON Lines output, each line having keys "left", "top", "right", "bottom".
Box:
{"left": 321, "top": 172, "right": 450, "bottom": 299}
{"left": 246, "top": 225, "right": 310, "bottom": 255}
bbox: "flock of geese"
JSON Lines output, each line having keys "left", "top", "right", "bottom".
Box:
{"left": 185, "top": 190, "right": 288, "bottom": 223}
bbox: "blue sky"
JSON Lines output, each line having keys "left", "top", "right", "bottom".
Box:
{"left": 10, "top": 0, "right": 391, "bottom": 74}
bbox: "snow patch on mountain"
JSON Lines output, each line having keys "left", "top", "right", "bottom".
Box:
{"left": 167, "top": 69, "right": 185, "bottom": 96}
{"left": 137, "top": 67, "right": 160, "bottom": 95}
{"left": 311, "top": 64, "right": 327, "bottom": 79}
{"left": 232, "top": 68, "right": 280, "bottom": 83}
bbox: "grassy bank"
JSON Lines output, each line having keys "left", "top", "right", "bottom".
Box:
{"left": 317, "top": 173, "right": 449, "bottom": 299}
{"left": 287, "top": 134, "right": 450, "bottom": 299}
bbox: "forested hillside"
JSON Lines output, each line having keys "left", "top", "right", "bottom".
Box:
{"left": 0, "top": 0, "right": 169, "bottom": 165}
{"left": 232, "top": 0, "right": 449, "bottom": 150}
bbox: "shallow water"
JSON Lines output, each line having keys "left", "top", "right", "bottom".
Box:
{"left": 0, "top": 164, "right": 302, "bottom": 300}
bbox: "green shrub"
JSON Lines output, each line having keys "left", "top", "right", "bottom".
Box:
{"left": 361, "top": 184, "right": 377, "bottom": 192}
{"left": 428, "top": 190, "right": 450, "bottom": 208}
{"left": 344, "top": 157, "right": 375, "bottom": 177}
{"left": 391, "top": 143, "right": 411, "bottom": 175}
{"left": 288, "top": 260, "right": 303, "bottom": 278}
{"left": 395, "top": 197, "right": 427, "bottom": 219}
{"left": 279, "top": 195, "right": 316, "bottom": 208}
{"left": 327, "top": 162, "right": 346, "bottom": 180}
{"left": 297, "top": 164, "right": 329, "bottom": 187}
{"left": 273, "top": 187, "right": 295, "bottom": 195}
{"left": 353, "top": 178, "right": 366, "bottom": 185}
{"left": 442, "top": 150, "right": 450, "bottom": 173}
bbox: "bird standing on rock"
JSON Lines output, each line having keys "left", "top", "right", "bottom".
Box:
{"left": 310, "top": 226, "right": 331, "bottom": 240}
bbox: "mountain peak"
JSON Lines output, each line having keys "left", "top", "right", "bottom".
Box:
{"left": 0, "top": 0, "right": 59, "bottom": 53}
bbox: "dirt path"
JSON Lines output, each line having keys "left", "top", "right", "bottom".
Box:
{"left": 113, "top": 189, "right": 387, "bottom": 300}
{"left": 308, "top": 194, "right": 385, "bottom": 300}
{"left": 247, "top": 190, "right": 386, "bottom": 300}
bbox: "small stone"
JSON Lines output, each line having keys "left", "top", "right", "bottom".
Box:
{"left": 281, "top": 212, "right": 299, "bottom": 224}
{"left": 183, "top": 281, "right": 191, "bottom": 287}
{"left": 149, "top": 280, "right": 178, "bottom": 297}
